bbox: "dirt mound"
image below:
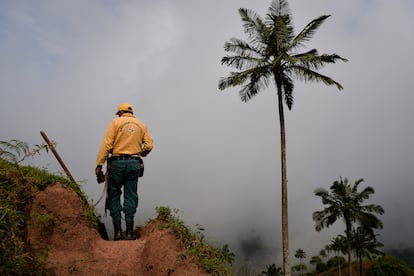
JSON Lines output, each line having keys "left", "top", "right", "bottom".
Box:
{"left": 28, "top": 183, "right": 208, "bottom": 275}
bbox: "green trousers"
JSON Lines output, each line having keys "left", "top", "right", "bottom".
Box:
{"left": 108, "top": 159, "right": 140, "bottom": 223}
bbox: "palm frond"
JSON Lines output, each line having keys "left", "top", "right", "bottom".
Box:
{"left": 238, "top": 7, "right": 274, "bottom": 58}
{"left": 272, "top": 14, "right": 295, "bottom": 47}
{"left": 360, "top": 204, "right": 385, "bottom": 216}
{"left": 268, "top": 0, "right": 291, "bottom": 17}
{"left": 290, "top": 65, "right": 344, "bottom": 90}
{"left": 0, "top": 140, "right": 30, "bottom": 163}
{"left": 223, "top": 38, "right": 263, "bottom": 58}
{"left": 291, "top": 49, "right": 318, "bottom": 59}
{"left": 218, "top": 71, "right": 249, "bottom": 91}
{"left": 292, "top": 15, "right": 331, "bottom": 49}
{"left": 238, "top": 8, "right": 266, "bottom": 41}
{"left": 292, "top": 51, "right": 348, "bottom": 71}
{"left": 281, "top": 74, "right": 294, "bottom": 109}
{"left": 314, "top": 187, "right": 329, "bottom": 197}
{"left": 239, "top": 69, "right": 272, "bottom": 102}
{"left": 0, "top": 150, "right": 15, "bottom": 162}
{"left": 313, "top": 209, "right": 341, "bottom": 231}
{"left": 221, "top": 54, "right": 263, "bottom": 71}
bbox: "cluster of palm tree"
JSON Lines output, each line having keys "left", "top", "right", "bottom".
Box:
{"left": 242, "top": 177, "right": 384, "bottom": 276}
{"left": 313, "top": 177, "right": 384, "bottom": 275}
{"left": 219, "top": 0, "right": 347, "bottom": 275}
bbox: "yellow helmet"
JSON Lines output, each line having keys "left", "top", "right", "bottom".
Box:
{"left": 115, "top": 103, "right": 134, "bottom": 115}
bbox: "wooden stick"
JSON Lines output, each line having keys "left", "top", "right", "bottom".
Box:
{"left": 40, "top": 130, "right": 76, "bottom": 183}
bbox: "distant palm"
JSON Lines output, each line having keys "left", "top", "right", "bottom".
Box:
{"left": 325, "top": 235, "right": 347, "bottom": 276}
{"left": 220, "top": 244, "right": 235, "bottom": 266}
{"left": 319, "top": 249, "right": 327, "bottom": 261}
{"left": 294, "top": 249, "right": 306, "bottom": 275}
{"left": 219, "top": 0, "right": 346, "bottom": 274}
{"left": 352, "top": 227, "right": 384, "bottom": 276}
{"left": 313, "top": 178, "right": 384, "bottom": 276}
{"left": 262, "top": 263, "right": 283, "bottom": 276}
{"left": 310, "top": 255, "right": 326, "bottom": 274}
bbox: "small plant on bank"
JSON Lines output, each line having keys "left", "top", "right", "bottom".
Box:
{"left": 155, "top": 206, "right": 233, "bottom": 275}
{"left": 30, "top": 213, "right": 56, "bottom": 237}
{"left": 0, "top": 139, "right": 53, "bottom": 164}
{"left": 166, "top": 267, "right": 175, "bottom": 275}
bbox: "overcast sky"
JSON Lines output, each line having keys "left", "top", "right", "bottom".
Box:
{"left": 1, "top": 0, "right": 413, "bottom": 271}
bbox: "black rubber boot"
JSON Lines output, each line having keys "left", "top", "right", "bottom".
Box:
{"left": 125, "top": 221, "right": 136, "bottom": 240}
{"left": 113, "top": 221, "right": 123, "bottom": 241}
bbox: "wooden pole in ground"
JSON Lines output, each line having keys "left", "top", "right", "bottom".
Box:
{"left": 40, "top": 130, "right": 76, "bottom": 183}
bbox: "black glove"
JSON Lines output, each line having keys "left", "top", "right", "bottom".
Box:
{"left": 95, "top": 165, "right": 105, "bottom": 184}
{"left": 141, "top": 149, "right": 151, "bottom": 157}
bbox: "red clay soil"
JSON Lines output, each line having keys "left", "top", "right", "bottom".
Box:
{"left": 27, "top": 183, "right": 208, "bottom": 276}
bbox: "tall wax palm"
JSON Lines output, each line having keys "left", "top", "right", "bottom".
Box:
{"left": 313, "top": 178, "right": 384, "bottom": 276}
{"left": 218, "top": 0, "right": 347, "bottom": 274}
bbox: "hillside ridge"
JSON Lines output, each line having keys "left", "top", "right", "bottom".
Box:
{"left": 28, "top": 182, "right": 208, "bottom": 275}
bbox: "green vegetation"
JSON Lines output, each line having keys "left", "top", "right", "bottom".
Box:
{"left": 305, "top": 255, "right": 414, "bottom": 276}
{"left": 154, "top": 206, "right": 234, "bottom": 275}
{"left": 0, "top": 139, "right": 99, "bottom": 275}
{"left": 219, "top": 0, "right": 347, "bottom": 274}
{"left": 367, "top": 255, "right": 414, "bottom": 276}
{"left": 0, "top": 165, "right": 32, "bottom": 274}
{"left": 0, "top": 158, "right": 50, "bottom": 275}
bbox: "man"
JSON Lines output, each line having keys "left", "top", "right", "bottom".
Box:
{"left": 95, "top": 103, "right": 153, "bottom": 240}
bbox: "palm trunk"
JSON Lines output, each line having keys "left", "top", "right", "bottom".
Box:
{"left": 344, "top": 220, "right": 352, "bottom": 276}
{"left": 277, "top": 82, "right": 290, "bottom": 276}
{"left": 348, "top": 242, "right": 352, "bottom": 276}
{"left": 346, "top": 224, "right": 352, "bottom": 276}
{"left": 337, "top": 255, "right": 341, "bottom": 276}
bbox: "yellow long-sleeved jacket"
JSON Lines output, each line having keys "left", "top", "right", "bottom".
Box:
{"left": 96, "top": 113, "right": 153, "bottom": 166}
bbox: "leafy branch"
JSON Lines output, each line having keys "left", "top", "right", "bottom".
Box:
{"left": 0, "top": 139, "right": 56, "bottom": 164}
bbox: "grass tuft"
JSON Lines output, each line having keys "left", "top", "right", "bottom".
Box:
{"left": 154, "top": 206, "right": 234, "bottom": 276}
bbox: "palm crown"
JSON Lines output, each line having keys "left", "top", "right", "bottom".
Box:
{"left": 219, "top": 0, "right": 347, "bottom": 108}
{"left": 313, "top": 178, "right": 384, "bottom": 233}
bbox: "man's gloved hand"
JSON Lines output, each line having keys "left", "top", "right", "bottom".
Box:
{"left": 141, "top": 149, "right": 150, "bottom": 157}
{"left": 95, "top": 165, "right": 105, "bottom": 184}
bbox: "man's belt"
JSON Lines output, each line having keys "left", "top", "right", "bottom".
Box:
{"left": 110, "top": 154, "right": 141, "bottom": 161}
